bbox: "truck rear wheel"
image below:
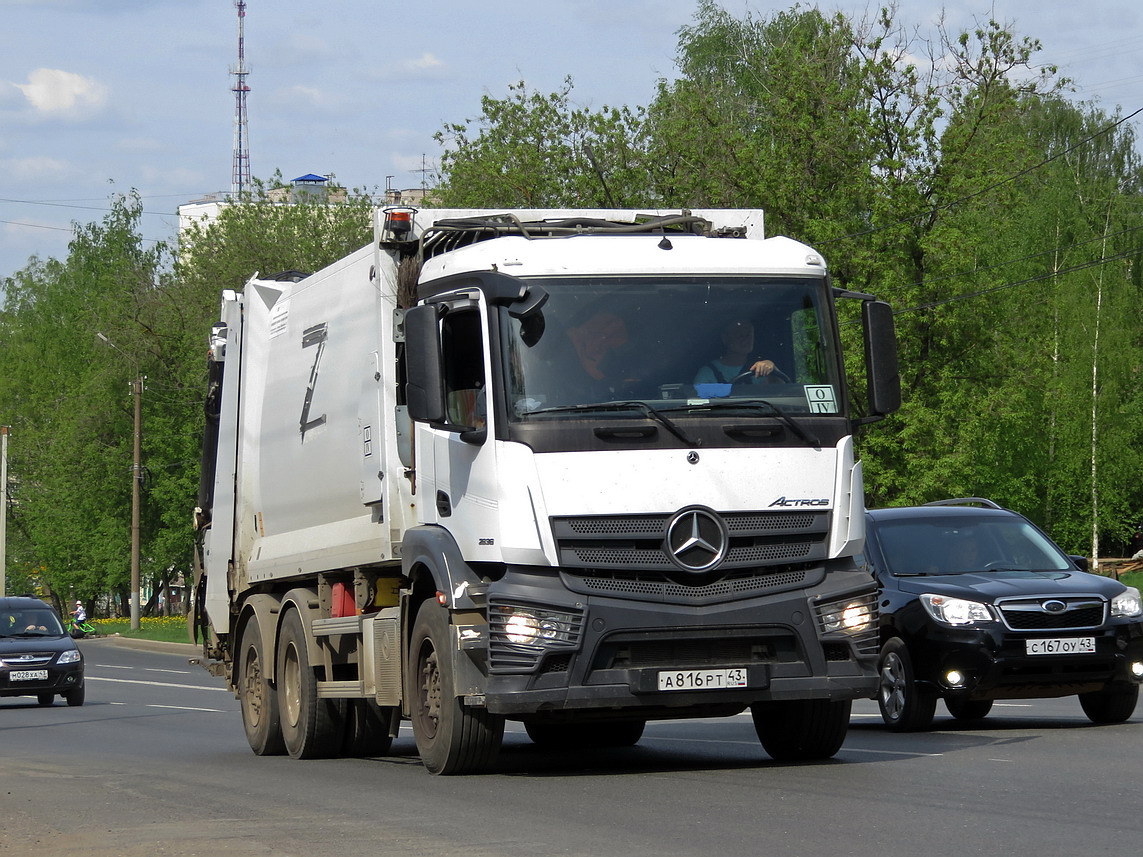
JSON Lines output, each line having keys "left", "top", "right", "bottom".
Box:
{"left": 277, "top": 609, "right": 344, "bottom": 758}
{"left": 751, "top": 698, "right": 851, "bottom": 761}
{"left": 410, "top": 600, "right": 504, "bottom": 775}
{"left": 239, "top": 620, "right": 285, "bottom": 755}
{"left": 342, "top": 699, "right": 395, "bottom": 757}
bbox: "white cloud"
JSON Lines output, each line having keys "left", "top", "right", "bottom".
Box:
{"left": 366, "top": 52, "right": 448, "bottom": 82}
{"left": 1, "top": 155, "right": 73, "bottom": 181}
{"left": 14, "top": 68, "right": 109, "bottom": 118}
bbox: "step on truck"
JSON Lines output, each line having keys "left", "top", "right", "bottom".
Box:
{"left": 192, "top": 208, "right": 901, "bottom": 774}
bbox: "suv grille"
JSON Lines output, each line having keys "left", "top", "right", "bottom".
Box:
{"left": 998, "top": 597, "right": 1106, "bottom": 631}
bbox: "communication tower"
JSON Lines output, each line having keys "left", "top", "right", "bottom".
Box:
{"left": 231, "top": 1, "right": 251, "bottom": 196}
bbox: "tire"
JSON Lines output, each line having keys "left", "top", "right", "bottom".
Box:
{"left": 945, "top": 697, "right": 993, "bottom": 721}
{"left": 751, "top": 698, "right": 851, "bottom": 761}
{"left": 409, "top": 600, "right": 504, "bottom": 775}
{"left": 524, "top": 720, "right": 646, "bottom": 749}
{"left": 64, "top": 683, "right": 85, "bottom": 707}
{"left": 342, "top": 699, "right": 395, "bottom": 757}
{"left": 238, "top": 620, "right": 286, "bottom": 756}
{"left": 37, "top": 693, "right": 54, "bottom": 706}
{"left": 877, "top": 638, "right": 936, "bottom": 732}
{"left": 276, "top": 609, "right": 344, "bottom": 759}
{"left": 1078, "top": 684, "right": 1139, "bottom": 724}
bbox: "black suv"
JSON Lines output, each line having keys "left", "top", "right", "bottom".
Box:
{"left": 0, "top": 596, "right": 86, "bottom": 706}
{"left": 862, "top": 500, "right": 1143, "bottom": 730}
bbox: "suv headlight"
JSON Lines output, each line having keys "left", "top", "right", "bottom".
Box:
{"left": 921, "top": 593, "right": 993, "bottom": 626}
{"left": 1111, "top": 587, "right": 1143, "bottom": 618}
{"left": 58, "top": 650, "right": 82, "bottom": 665}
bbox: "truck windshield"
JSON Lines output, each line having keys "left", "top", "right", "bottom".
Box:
{"left": 500, "top": 276, "right": 844, "bottom": 421}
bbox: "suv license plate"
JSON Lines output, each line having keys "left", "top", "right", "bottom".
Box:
{"left": 1026, "top": 637, "right": 1096, "bottom": 655}
{"left": 10, "top": 669, "right": 49, "bottom": 681}
{"left": 658, "top": 668, "right": 748, "bottom": 691}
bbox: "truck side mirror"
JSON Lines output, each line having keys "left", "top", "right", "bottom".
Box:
{"left": 862, "top": 300, "right": 901, "bottom": 418}
{"left": 405, "top": 304, "right": 447, "bottom": 423}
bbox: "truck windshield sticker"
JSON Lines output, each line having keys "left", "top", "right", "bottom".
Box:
{"left": 299, "top": 322, "right": 328, "bottom": 439}
{"left": 804, "top": 385, "right": 837, "bottom": 413}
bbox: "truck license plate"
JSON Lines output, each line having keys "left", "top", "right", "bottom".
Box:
{"left": 1025, "top": 637, "right": 1096, "bottom": 655}
{"left": 658, "top": 668, "right": 748, "bottom": 691}
{"left": 10, "top": 669, "right": 49, "bottom": 681}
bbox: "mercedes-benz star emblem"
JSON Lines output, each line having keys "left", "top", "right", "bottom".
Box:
{"left": 665, "top": 507, "right": 729, "bottom": 572}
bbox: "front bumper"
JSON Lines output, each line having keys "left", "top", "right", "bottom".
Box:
{"left": 907, "top": 621, "right": 1143, "bottom": 700}
{"left": 460, "top": 566, "right": 879, "bottom": 716}
{"left": 0, "top": 659, "right": 84, "bottom": 698}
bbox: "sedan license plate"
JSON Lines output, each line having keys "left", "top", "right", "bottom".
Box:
{"left": 1026, "top": 637, "right": 1096, "bottom": 655}
{"left": 10, "top": 669, "right": 49, "bottom": 681}
{"left": 658, "top": 668, "right": 748, "bottom": 691}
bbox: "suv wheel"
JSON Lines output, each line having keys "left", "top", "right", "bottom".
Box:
{"left": 877, "top": 638, "right": 936, "bottom": 732}
{"left": 1078, "top": 684, "right": 1139, "bottom": 724}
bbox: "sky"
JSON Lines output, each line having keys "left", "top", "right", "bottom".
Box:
{"left": 1, "top": 0, "right": 1141, "bottom": 283}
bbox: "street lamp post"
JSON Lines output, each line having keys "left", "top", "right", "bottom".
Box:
{"left": 97, "top": 333, "right": 142, "bottom": 631}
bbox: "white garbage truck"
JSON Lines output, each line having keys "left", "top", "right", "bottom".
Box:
{"left": 192, "top": 208, "right": 900, "bottom": 774}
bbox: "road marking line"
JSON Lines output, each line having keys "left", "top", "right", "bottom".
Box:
{"left": 85, "top": 676, "right": 227, "bottom": 692}
{"left": 145, "top": 668, "right": 192, "bottom": 675}
{"left": 146, "top": 704, "right": 226, "bottom": 713}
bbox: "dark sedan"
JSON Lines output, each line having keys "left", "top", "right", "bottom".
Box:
{"left": 861, "top": 499, "right": 1143, "bottom": 730}
{"left": 0, "top": 596, "right": 86, "bottom": 706}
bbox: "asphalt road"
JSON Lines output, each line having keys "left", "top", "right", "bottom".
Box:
{"left": 2, "top": 637, "right": 1141, "bottom": 857}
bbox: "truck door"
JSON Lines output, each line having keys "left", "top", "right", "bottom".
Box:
{"left": 421, "top": 296, "right": 502, "bottom": 558}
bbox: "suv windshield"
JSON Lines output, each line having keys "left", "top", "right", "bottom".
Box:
{"left": 875, "top": 514, "right": 1073, "bottom": 576}
{"left": 1, "top": 608, "right": 65, "bottom": 637}
{"left": 500, "top": 276, "right": 843, "bottom": 421}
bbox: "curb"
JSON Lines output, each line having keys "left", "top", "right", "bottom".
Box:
{"left": 79, "top": 634, "right": 201, "bottom": 657}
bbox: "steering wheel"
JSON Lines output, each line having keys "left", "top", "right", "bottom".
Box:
{"left": 732, "top": 368, "right": 792, "bottom": 384}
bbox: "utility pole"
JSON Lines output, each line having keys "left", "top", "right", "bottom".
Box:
{"left": 130, "top": 377, "right": 142, "bottom": 630}
{"left": 97, "top": 333, "right": 143, "bottom": 630}
{"left": 1, "top": 425, "right": 8, "bottom": 597}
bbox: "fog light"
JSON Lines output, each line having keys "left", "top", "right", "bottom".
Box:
{"left": 945, "top": 670, "right": 966, "bottom": 688}
{"left": 1130, "top": 661, "right": 1143, "bottom": 678}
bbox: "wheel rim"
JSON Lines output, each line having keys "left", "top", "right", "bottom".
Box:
{"left": 879, "top": 652, "right": 907, "bottom": 722}
{"left": 416, "top": 641, "right": 441, "bottom": 741}
{"left": 242, "top": 644, "right": 266, "bottom": 729}
{"left": 282, "top": 641, "right": 302, "bottom": 729}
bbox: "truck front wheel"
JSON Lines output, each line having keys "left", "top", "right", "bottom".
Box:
{"left": 410, "top": 600, "right": 504, "bottom": 774}
{"left": 277, "top": 609, "right": 344, "bottom": 758}
{"left": 751, "top": 699, "right": 851, "bottom": 761}
{"left": 239, "top": 620, "right": 285, "bottom": 755}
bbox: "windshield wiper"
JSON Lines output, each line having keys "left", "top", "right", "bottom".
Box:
{"left": 528, "top": 400, "right": 700, "bottom": 446}
{"left": 668, "top": 398, "right": 820, "bottom": 449}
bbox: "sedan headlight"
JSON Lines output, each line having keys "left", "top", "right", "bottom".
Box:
{"left": 57, "top": 650, "right": 83, "bottom": 665}
{"left": 921, "top": 593, "right": 994, "bottom": 626}
{"left": 1111, "top": 587, "right": 1143, "bottom": 619}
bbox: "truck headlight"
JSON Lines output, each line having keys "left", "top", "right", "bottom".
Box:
{"left": 1111, "top": 587, "right": 1142, "bottom": 618}
{"left": 504, "top": 613, "right": 541, "bottom": 644}
{"left": 820, "top": 600, "right": 874, "bottom": 634}
{"left": 921, "top": 593, "right": 993, "bottom": 626}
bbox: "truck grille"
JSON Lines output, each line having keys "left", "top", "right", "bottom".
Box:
{"left": 562, "top": 567, "right": 808, "bottom": 603}
{"left": 998, "top": 597, "right": 1106, "bottom": 631}
{"left": 552, "top": 510, "right": 829, "bottom": 572}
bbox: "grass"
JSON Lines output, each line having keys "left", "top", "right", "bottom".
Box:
{"left": 1119, "top": 570, "right": 1143, "bottom": 591}
{"left": 91, "top": 615, "right": 193, "bottom": 644}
